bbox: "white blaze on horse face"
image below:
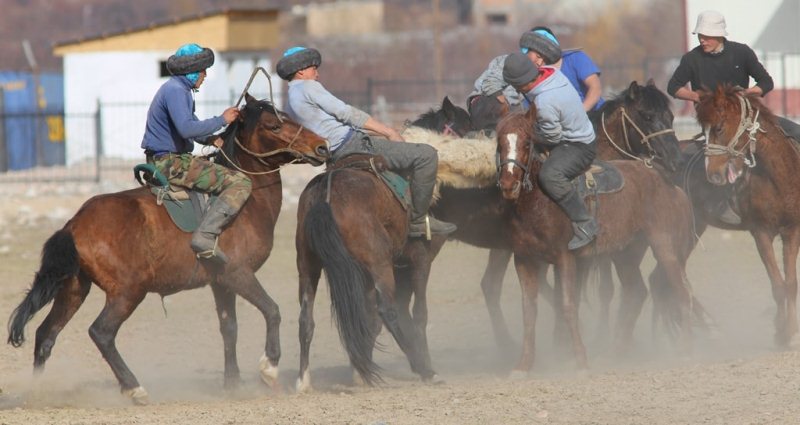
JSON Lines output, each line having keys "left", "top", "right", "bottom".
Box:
{"left": 505, "top": 133, "right": 519, "bottom": 175}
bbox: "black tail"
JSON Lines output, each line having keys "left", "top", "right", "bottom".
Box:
{"left": 8, "top": 230, "right": 79, "bottom": 347}
{"left": 304, "top": 201, "right": 381, "bottom": 385}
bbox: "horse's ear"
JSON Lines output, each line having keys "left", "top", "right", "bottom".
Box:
{"left": 442, "top": 96, "right": 454, "bottom": 109}
{"left": 525, "top": 104, "right": 537, "bottom": 121}
{"left": 245, "top": 92, "right": 256, "bottom": 105}
{"left": 646, "top": 78, "right": 656, "bottom": 87}
{"left": 627, "top": 81, "right": 640, "bottom": 99}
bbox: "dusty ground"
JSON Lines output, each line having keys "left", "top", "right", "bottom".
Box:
{"left": 1, "top": 166, "right": 799, "bottom": 425}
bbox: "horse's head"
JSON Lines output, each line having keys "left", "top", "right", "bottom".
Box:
{"left": 496, "top": 107, "right": 538, "bottom": 200}
{"left": 599, "top": 80, "right": 681, "bottom": 172}
{"left": 469, "top": 95, "right": 510, "bottom": 132}
{"left": 220, "top": 93, "right": 328, "bottom": 170}
{"left": 411, "top": 96, "right": 473, "bottom": 136}
{"left": 697, "top": 85, "right": 770, "bottom": 185}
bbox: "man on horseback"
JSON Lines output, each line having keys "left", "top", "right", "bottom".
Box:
{"left": 667, "top": 10, "right": 800, "bottom": 224}
{"left": 276, "top": 46, "right": 457, "bottom": 237}
{"left": 503, "top": 52, "right": 598, "bottom": 249}
{"left": 468, "top": 27, "right": 605, "bottom": 128}
{"left": 141, "top": 43, "right": 251, "bottom": 264}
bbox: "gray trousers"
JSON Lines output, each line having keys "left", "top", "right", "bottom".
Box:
{"left": 332, "top": 131, "right": 438, "bottom": 221}
{"left": 538, "top": 141, "right": 597, "bottom": 202}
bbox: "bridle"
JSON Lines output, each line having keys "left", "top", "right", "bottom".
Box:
{"left": 601, "top": 107, "right": 675, "bottom": 168}
{"left": 496, "top": 132, "right": 538, "bottom": 192}
{"left": 703, "top": 93, "right": 764, "bottom": 169}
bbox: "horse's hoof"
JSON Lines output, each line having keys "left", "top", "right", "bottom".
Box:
{"left": 296, "top": 371, "right": 313, "bottom": 394}
{"left": 258, "top": 354, "right": 279, "bottom": 388}
{"left": 423, "top": 374, "right": 445, "bottom": 385}
{"left": 508, "top": 369, "right": 529, "bottom": 381}
{"left": 352, "top": 369, "right": 368, "bottom": 387}
{"left": 122, "top": 386, "right": 150, "bottom": 405}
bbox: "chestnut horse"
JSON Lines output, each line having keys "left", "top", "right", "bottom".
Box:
{"left": 426, "top": 81, "right": 683, "bottom": 348}
{"left": 496, "top": 106, "right": 695, "bottom": 373}
{"left": 697, "top": 85, "right": 800, "bottom": 345}
{"left": 7, "top": 94, "right": 328, "bottom": 404}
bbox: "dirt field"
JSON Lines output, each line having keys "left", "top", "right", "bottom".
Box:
{"left": 1, "top": 167, "right": 799, "bottom": 424}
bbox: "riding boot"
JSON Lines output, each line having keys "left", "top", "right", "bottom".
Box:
{"left": 711, "top": 198, "right": 741, "bottom": 225}
{"left": 555, "top": 189, "right": 598, "bottom": 250}
{"left": 190, "top": 199, "right": 239, "bottom": 264}
{"left": 408, "top": 176, "right": 457, "bottom": 239}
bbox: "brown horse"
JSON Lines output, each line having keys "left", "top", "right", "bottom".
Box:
{"left": 496, "top": 106, "right": 695, "bottom": 373}
{"left": 295, "top": 155, "right": 436, "bottom": 391}
{"left": 697, "top": 85, "right": 800, "bottom": 345}
{"left": 429, "top": 81, "right": 683, "bottom": 348}
{"left": 7, "top": 94, "right": 329, "bottom": 404}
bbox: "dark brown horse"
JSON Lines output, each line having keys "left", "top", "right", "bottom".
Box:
{"left": 697, "top": 85, "right": 800, "bottom": 345}
{"left": 7, "top": 94, "right": 328, "bottom": 404}
{"left": 496, "top": 106, "right": 695, "bottom": 373}
{"left": 295, "top": 155, "right": 436, "bottom": 391}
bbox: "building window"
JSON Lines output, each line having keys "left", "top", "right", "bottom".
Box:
{"left": 486, "top": 13, "right": 508, "bottom": 25}
{"left": 159, "top": 61, "right": 170, "bottom": 77}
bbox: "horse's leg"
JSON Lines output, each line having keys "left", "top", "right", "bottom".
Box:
{"left": 88, "top": 290, "right": 148, "bottom": 405}
{"left": 33, "top": 273, "right": 92, "bottom": 370}
{"left": 610, "top": 242, "right": 648, "bottom": 351}
{"left": 751, "top": 230, "right": 791, "bottom": 346}
{"left": 597, "top": 258, "right": 615, "bottom": 339}
{"left": 555, "top": 253, "right": 588, "bottom": 369}
{"left": 371, "top": 261, "right": 436, "bottom": 380}
{"left": 510, "top": 254, "right": 541, "bottom": 376}
{"left": 221, "top": 270, "right": 281, "bottom": 389}
{"left": 649, "top": 240, "right": 693, "bottom": 353}
{"left": 780, "top": 228, "right": 800, "bottom": 341}
{"left": 297, "top": 247, "right": 322, "bottom": 393}
{"left": 480, "top": 248, "right": 516, "bottom": 349}
{"left": 407, "top": 244, "right": 435, "bottom": 376}
{"left": 210, "top": 283, "right": 240, "bottom": 389}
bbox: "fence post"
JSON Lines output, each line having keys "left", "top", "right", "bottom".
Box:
{"left": 781, "top": 52, "right": 788, "bottom": 117}
{"left": 0, "top": 87, "right": 6, "bottom": 172}
{"left": 95, "top": 99, "right": 103, "bottom": 182}
{"left": 365, "top": 78, "right": 373, "bottom": 114}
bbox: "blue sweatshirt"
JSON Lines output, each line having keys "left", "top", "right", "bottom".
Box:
{"left": 141, "top": 76, "right": 226, "bottom": 154}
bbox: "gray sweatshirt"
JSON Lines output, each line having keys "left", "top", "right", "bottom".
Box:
{"left": 286, "top": 79, "right": 370, "bottom": 151}
{"left": 523, "top": 67, "right": 595, "bottom": 145}
{"left": 469, "top": 55, "right": 525, "bottom": 105}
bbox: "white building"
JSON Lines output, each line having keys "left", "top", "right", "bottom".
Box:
{"left": 54, "top": 8, "right": 282, "bottom": 164}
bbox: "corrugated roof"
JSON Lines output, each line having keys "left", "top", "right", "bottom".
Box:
{"left": 753, "top": 0, "right": 800, "bottom": 54}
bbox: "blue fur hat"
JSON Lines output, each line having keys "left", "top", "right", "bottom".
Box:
{"left": 167, "top": 43, "right": 215, "bottom": 84}
{"left": 276, "top": 47, "right": 322, "bottom": 80}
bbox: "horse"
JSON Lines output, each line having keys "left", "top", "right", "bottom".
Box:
{"left": 410, "top": 96, "right": 473, "bottom": 137}
{"left": 6, "top": 94, "right": 329, "bottom": 404}
{"left": 420, "top": 81, "right": 684, "bottom": 349}
{"left": 295, "top": 152, "right": 440, "bottom": 391}
{"left": 496, "top": 105, "right": 696, "bottom": 372}
{"left": 695, "top": 85, "right": 800, "bottom": 345}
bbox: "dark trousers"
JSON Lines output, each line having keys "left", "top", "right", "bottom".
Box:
{"left": 332, "top": 132, "right": 438, "bottom": 221}
{"left": 778, "top": 117, "right": 800, "bottom": 141}
{"left": 539, "top": 141, "right": 597, "bottom": 202}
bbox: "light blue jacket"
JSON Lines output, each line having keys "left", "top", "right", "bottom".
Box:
{"left": 286, "top": 79, "right": 370, "bottom": 151}
{"left": 523, "top": 67, "right": 595, "bottom": 145}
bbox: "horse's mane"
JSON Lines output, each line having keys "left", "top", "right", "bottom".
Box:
{"left": 696, "top": 84, "right": 778, "bottom": 127}
{"left": 217, "top": 99, "right": 284, "bottom": 168}
{"left": 590, "top": 82, "right": 671, "bottom": 123}
{"left": 496, "top": 107, "right": 537, "bottom": 145}
{"left": 411, "top": 108, "right": 442, "bottom": 127}
{"left": 401, "top": 126, "right": 497, "bottom": 193}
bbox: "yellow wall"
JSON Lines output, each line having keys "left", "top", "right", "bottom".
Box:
{"left": 54, "top": 11, "right": 279, "bottom": 55}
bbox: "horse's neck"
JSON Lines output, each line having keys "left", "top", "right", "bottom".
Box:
{"left": 593, "top": 108, "right": 631, "bottom": 161}
{"left": 244, "top": 171, "right": 284, "bottom": 225}
{"left": 753, "top": 127, "right": 800, "bottom": 187}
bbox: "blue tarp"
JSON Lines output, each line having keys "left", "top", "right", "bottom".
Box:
{"left": 0, "top": 72, "right": 64, "bottom": 171}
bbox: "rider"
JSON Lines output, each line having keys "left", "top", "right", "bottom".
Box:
{"left": 667, "top": 10, "right": 800, "bottom": 224}
{"left": 276, "top": 46, "right": 457, "bottom": 237}
{"left": 503, "top": 52, "right": 598, "bottom": 249}
{"left": 468, "top": 27, "right": 604, "bottom": 123}
{"left": 141, "top": 43, "right": 250, "bottom": 264}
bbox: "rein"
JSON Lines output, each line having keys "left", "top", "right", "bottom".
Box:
{"left": 216, "top": 124, "right": 306, "bottom": 176}
{"left": 703, "top": 94, "right": 764, "bottom": 168}
{"left": 601, "top": 107, "right": 674, "bottom": 168}
{"left": 497, "top": 134, "right": 537, "bottom": 192}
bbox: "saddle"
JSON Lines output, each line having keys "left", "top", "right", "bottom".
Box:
{"left": 574, "top": 160, "right": 625, "bottom": 201}
{"left": 133, "top": 163, "right": 214, "bottom": 232}
{"left": 326, "top": 153, "right": 410, "bottom": 210}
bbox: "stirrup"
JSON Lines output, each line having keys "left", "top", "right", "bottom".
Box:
{"left": 193, "top": 237, "right": 229, "bottom": 264}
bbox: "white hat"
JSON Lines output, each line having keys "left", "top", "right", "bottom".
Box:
{"left": 692, "top": 10, "right": 728, "bottom": 37}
